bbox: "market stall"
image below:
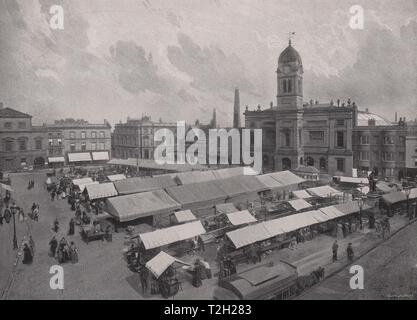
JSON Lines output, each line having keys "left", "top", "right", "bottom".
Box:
{"left": 106, "top": 190, "right": 181, "bottom": 226}
{"left": 171, "top": 209, "right": 197, "bottom": 224}
{"left": 114, "top": 175, "right": 177, "bottom": 195}
{"left": 107, "top": 174, "right": 126, "bottom": 182}
{"left": 85, "top": 182, "right": 118, "bottom": 201}
{"left": 139, "top": 220, "right": 206, "bottom": 254}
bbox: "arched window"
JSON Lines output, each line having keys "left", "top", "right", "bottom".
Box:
{"left": 283, "top": 80, "right": 287, "bottom": 93}
{"left": 300, "top": 157, "right": 303, "bottom": 165}
{"left": 306, "top": 156, "right": 314, "bottom": 166}
{"left": 288, "top": 79, "right": 292, "bottom": 92}
{"left": 320, "top": 157, "right": 327, "bottom": 170}
{"left": 282, "top": 130, "right": 290, "bottom": 147}
{"left": 282, "top": 158, "right": 291, "bottom": 170}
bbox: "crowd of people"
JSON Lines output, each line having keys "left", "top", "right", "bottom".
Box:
{"left": 49, "top": 236, "right": 78, "bottom": 264}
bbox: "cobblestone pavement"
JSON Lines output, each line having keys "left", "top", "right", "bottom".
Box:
{"left": 1, "top": 171, "right": 414, "bottom": 300}
{"left": 298, "top": 220, "right": 417, "bottom": 300}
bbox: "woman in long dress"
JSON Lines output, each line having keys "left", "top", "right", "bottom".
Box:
{"left": 22, "top": 243, "right": 33, "bottom": 264}
{"left": 69, "top": 242, "right": 78, "bottom": 263}
{"left": 68, "top": 218, "right": 75, "bottom": 236}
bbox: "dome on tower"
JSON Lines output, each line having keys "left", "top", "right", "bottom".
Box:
{"left": 278, "top": 41, "right": 303, "bottom": 66}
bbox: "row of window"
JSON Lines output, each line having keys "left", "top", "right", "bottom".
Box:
{"left": 3, "top": 121, "right": 27, "bottom": 129}
{"left": 357, "top": 151, "right": 405, "bottom": 162}
{"left": 358, "top": 135, "right": 405, "bottom": 145}
{"left": 114, "top": 135, "right": 152, "bottom": 147}
{"left": 2, "top": 138, "right": 42, "bottom": 152}
{"left": 115, "top": 148, "right": 151, "bottom": 160}
{"left": 70, "top": 142, "right": 106, "bottom": 152}
{"left": 69, "top": 131, "right": 106, "bottom": 139}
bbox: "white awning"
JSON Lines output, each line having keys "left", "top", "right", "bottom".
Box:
{"left": 174, "top": 210, "right": 197, "bottom": 223}
{"left": 292, "top": 190, "right": 312, "bottom": 199}
{"left": 72, "top": 177, "right": 94, "bottom": 186}
{"left": 0, "top": 183, "right": 13, "bottom": 192}
{"left": 78, "top": 181, "right": 99, "bottom": 192}
{"left": 140, "top": 221, "right": 206, "bottom": 250}
{"left": 92, "top": 151, "right": 109, "bottom": 161}
{"left": 107, "top": 174, "right": 126, "bottom": 182}
{"left": 337, "top": 176, "right": 369, "bottom": 184}
{"left": 226, "top": 210, "right": 257, "bottom": 226}
{"left": 85, "top": 183, "right": 118, "bottom": 200}
{"left": 287, "top": 199, "right": 312, "bottom": 211}
{"left": 145, "top": 251, "right": 190, "bottom": 279}
{"left": 68, "top": 153, "right": 92, "bottom": 162}
{"left": 48, "top": 157, "right": 65, "bottom": 163}
{"left": 307, "top": 185, "right": 343, "bottom": 198}
{"left": 319, "top": 206, "right": 345, "bottom": 219}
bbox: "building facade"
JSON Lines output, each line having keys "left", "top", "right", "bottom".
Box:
{"left": 244, "top": 41, "right": 354, "bottom": 176}
{"left": 43, "top": 119, "right": 112, "bottom": 165}
{"left": 352, "top": 117, "right": 407, "bottom": 180}
{"left": 0, "top": 103, "right": 48, "bottom": 171}
{"left": 112, "top": 116, "right": 177, "bottom": 160}
{"left": 406, "top": 121, "right": 417, "bottom": 177}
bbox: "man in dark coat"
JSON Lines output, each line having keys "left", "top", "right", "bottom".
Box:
{"left": 347, "top": 243, "right": 354, "bottom": 263}
{"left": 68, "top": 218, "right": 75, "bottom": 236}
{"left": 332, "top": 240, "right": 338, "bottom": 262}
{"left": 192, "top": 260, "right": 203, "bottom": 288}
{"left": 49, "top": 236, "right": 58, "bottom": 257}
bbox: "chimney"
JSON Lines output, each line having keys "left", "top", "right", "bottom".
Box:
{"left": 233, "top": 88, "right": 241, "bottom": 128}
{"left": 395, "top": 112, "right": 398, "bottom": 123}
{"left": 368, "top": 118, "right": 376, "bottom": 127}
{"left": 212, "top": 108, "right": 217, "bottom": 128}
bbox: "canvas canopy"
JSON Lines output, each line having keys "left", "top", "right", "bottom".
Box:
{"left": 292, "top": 189, "right": 312, "bottom": 199}
{"left": 85, "top": 183, "right": 118, "bottom": 200}
{"left": 264, "top": 210, "right": 322, "bottom": 235}
{"left": 106, "top": 190, "right": 181, "bottom": 222}
{"left": 212, "top": 167, "right": 258, "bottom": 180}
{"left": 307, "top": 185, "right": 343, "bottom": 198}
{"left": 215, "top": 203, "right": 238, "bottom": 214}
{"left": 78, "top": 181, "right": 99, "bottom": 192}
{"left": 319, "top": 206, "right": 345, "bottom": 219}
{"left": 337, "top": 176, "right": 369, "bottom": 184}
{"left": 174, "top": 170, "right": 216, "bottom": 185}
{"left": 72, "top": 177, "right": 94, "bottom": 186}
{"left": 174, "top": 210, "right": 197, "bottom": 223}
{"left": 68, "top": 152, "right": 92, "bottom": 162}
{"left": 287, "top": 199, "right": 312, "bottom": 211}
{"left": 267, "top": 170, "right": 305, "bottom": 186}
{"left": 376, "top": 181, "right": 397, "bottom": 193}
{"left": 334, "top": 201, "right": 372, "bottom": 215}
{"left": 139, "top": 221, "right": 206, "bottom": 250}
{"left": 0, "top": 183, "right": 13, "bottom": 192}
{"left": 107, "top": 158, "right": 207, "bottom": 172}
{"left": 145, "top": 251, "right": 189, "bottom": 279}
{"left": 107, "top": 174, "right": 126, "bottom": 182}
{"left": 256, "top": 175, "right": 284, "bottom": 191}
{"left": 403, "top": 188, "right": 417, "bottom": 200}
{"left": 92, "top": 151, "right": 109, "bottom": 161}
{"left": 166, "top": 181, "right": 227, "bottom": 209}
{"left": 114, "top": 175, "right": 176, "bottom": 195}
{"left": 382, "top": 191, "right": 407, "bottom": 205}
{"left": 226, "top": 210, "right": 257, "bottom": 226}
{"left": 226, "top": 223, "right": 271, "bottom": 249}
{"left": 48, "top": 157, "right": 65, "bottom": 163}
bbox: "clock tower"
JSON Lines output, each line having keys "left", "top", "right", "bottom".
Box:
{"left": 276, "top": 39, "right": 303, "bottom": 109}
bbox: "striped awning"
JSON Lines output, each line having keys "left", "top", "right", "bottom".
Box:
{"left": 92, "top": 151, "right": 109, "bottom": 161}
{"left": 48, "top": 157, "right": 65, "bottom": 163}
{"left": 68, "top": 153, "right": 92, "bottom": 162}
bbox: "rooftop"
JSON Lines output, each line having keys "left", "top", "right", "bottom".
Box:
{"left": 0, "top": 106, "right": 31, "bottom": 119}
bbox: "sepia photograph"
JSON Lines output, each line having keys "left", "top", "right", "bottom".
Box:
{"left": 0, "top": 0, "right": 416, "bottom": 305}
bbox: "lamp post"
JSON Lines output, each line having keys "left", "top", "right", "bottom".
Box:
{"left": 358, "top": 197, "right": 364, "bottom": 230}
{"left": 405, "top": 187, "right": 411, "bottom": 220}
{"left": 11, "top": 205, "right": 18, "bottom": 250}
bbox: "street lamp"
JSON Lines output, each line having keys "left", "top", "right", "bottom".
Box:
{"left": 358, "top": 197, "right": 364, "bottom": 230}
{"left": 405, "top": 187, "right": 411, "bottom": 220}
{"left": 11, "top": 205, "right": 18, "bottom": 250}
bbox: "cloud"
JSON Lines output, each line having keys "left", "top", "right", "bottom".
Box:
{"left": 110, "top": 40, "right": 171, "bottom": 95}
{"left": 167, "top": 33, "right": 257, "bottom": 94}
{"left": 304, "top": 20, "right": 417, "bottom": 119}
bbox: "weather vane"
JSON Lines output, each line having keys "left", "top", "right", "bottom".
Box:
{"left": 288, "top": 32, "right": 296, "bottom": 45}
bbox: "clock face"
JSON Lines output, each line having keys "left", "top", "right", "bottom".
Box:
{"left": 283, "top": 66, "right": 290, "bottom": 74}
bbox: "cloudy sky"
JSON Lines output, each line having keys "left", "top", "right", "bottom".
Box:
{"left": 0, "top": 0, "right": 416, "bottom": 126}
